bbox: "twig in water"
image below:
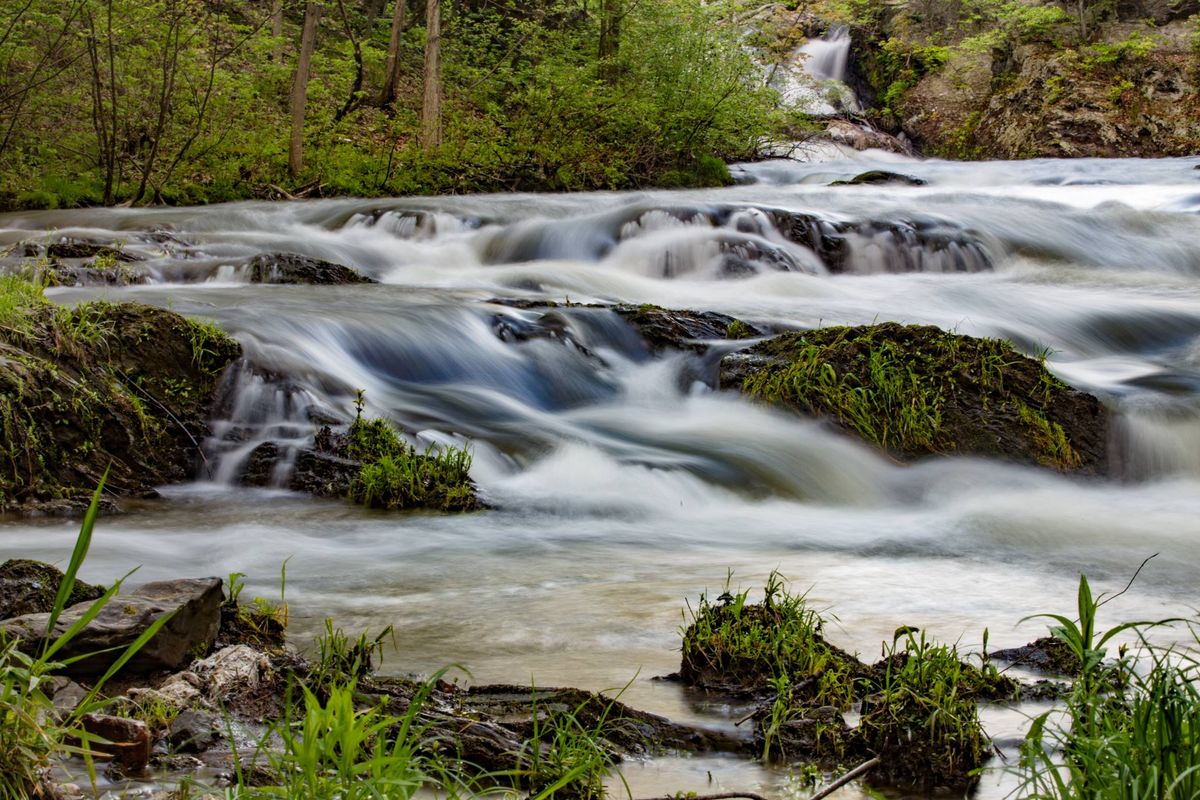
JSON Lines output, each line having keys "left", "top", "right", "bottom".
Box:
{"left": 808, "top": 756, "right": 880, "bottom": 800}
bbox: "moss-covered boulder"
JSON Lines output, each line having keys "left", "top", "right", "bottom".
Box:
{"left": 0, "top": 279, "right": 241, "bottom": 514}
{"left": 721, "top": 322, "right": 1108, "bottom": 473}
{"left": 0, "top": 559, "right": 105, "bottom": 620}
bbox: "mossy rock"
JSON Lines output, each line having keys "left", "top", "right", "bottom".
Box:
{"left": 0, "top": 296, "right": 241, "bottom": 514}
{"left": 0, "top": 559, "right": 105, "bottom": 620}
{"left": 721, "top": 322, "right": 1108, "bottom": 473}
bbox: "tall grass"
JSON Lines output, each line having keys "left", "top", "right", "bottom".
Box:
{"left": 1019, "top": 573, "right": 1198, "bottom": 799}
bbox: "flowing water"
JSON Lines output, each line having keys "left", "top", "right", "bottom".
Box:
{"left": 3, "top": 153, "right": 1200, "bottom": 797}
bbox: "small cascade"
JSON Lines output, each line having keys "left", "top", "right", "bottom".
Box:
{"left": 800, "top": 24, "right": 852, "bottom": 82}
{"left": 203, "top": 361, "right": 330, "bottom": 487}
{"left": 769, "top": 25, "right": 861, "bottom": 116}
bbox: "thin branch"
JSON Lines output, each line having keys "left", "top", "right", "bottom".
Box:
{"left": 808, "top": 757, "right": 880, "bottom": 800}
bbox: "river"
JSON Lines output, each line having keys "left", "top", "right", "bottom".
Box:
{"left": 2, "top": 152, "right": 1200, "bottom": 797}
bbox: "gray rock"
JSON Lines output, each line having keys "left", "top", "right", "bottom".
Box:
{"left": 2, "top": 578, "right": 223, "bottom": 677}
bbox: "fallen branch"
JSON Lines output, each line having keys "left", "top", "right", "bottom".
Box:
{"left": 809, "top": 756, "right": 880, "bottom": 800}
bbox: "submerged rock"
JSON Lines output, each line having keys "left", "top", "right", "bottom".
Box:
{"left": 830, "top": 170, "right": 927, "bottom": 186}
{"left": 614, "top": 304, "right": 745, "bottom": 353}
{"left": 721, "top": 322, "right": 1108, "bottom": 473}
{"left": 0, "top": 559, "right": 105, "bottom": 619}
{"left": 1, "top": 577, "right": 223, "bottom": 677}
{"left": 247, "top": 253, "right": 375, "bottom": 285}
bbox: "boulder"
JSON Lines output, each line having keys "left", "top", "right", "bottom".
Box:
{"left": 0, "top": 300, "right": 241, "bottom": 515}
{"left": 2, "top": 578, "right": 223, "bottom": 677}
{"left": 0, "top": 559, "right": 104, "bottom": 619}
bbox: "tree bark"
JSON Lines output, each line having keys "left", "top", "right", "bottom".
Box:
{"left": 421, "top": 0, "right": 441, "bottom": 153}
{"left": 598, "top": 0, "right": 620, "bottom": 83}
{"left": 271, "top": 0, "right": 285, "bottom": 60}
{"left": 378, "top": 0, "right": 407, "bottom": 106}
{"left": 289, "top": 1, "right": 321, "bottom": 176}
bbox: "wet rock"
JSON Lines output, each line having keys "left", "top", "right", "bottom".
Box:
{"left": 167, "top": 710, "right": 223, "bottom": 753}
{"left": 286, "top": 446, "right": 359, "bottom": 497}
{"left": 766, "top": 210, "right": 992, "bottom": 274}
{"left": 0, "top": 302, "right": 241, "bottom": 515}
{"left": 58, "top": 263, "right": 146, "bottom": 287}
{"left": 0, "top": 559, "right": 105, "bottom": 619}
{"left": 80, "top": 713, "right": 151, "bottom": 774}
{"left": 2, "top": 578, "right": 223, "bottom": 677}
{"left": 614, "top": 304, "right": 739, "bottom": 354}
{"left": 17, "top": 239, "right": 140, "bottom": 262}
{"left": 721, "top": 322, "right": 1109, "bottom": 473}
{"left": 830, "top": 170, "right": 927, "bottom": 187}
{"left": 247, "top": 253, "right": 375, "bottom": 285}
{"left": 238, "top": 442, "right": 280, "bottom": 487}
{"left": 989, "top": 636, "right": 1082, "bottom": 676}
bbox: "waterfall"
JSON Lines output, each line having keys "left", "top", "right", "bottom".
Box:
{"left": 800, "top": 24, "right": 851, "bottom": 82}
{"left": 768, "top": 24, "right": 860, "bottom": 117}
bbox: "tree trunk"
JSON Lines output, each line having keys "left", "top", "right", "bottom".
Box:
{"left": 289, "top": 1, "right": 321, "bottom": 176}
{"left": 421, "top": 0, "right": 441, "bottom": 153}
{"left": 598, "top": 0, "right": 620, "bottom": 83}
{"left": 378, "top": 0, "right": 407, "bottom": 106}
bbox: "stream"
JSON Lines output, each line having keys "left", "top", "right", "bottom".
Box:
{"left": 3, "top": 152, "right": 1200, "bottom": 798}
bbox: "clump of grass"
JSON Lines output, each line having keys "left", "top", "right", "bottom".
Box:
{"left": 725, "top": 319, "right": 755, "bottom": 340}
{"left": 515, "top": 690, "right": 622, "bottom": 800}
{"left": 307, "top": 618, "right": 394, "bottom": 692}
{"left": 345, "top": 393, "right": 478, "bottom": 512}
{"left": 1018, "top": 570, "right": 1198, "bottom": 800}
{"left": 1017, "top": 401, "right": 1082, "bottom": 470}
{"left": 220, "top": 569, "right": 289, "bottom": 650}
{"left": 857, "top": 630, "right": 989, "bottom": 790}
{"left": 680, "top": 570, "right": 855, "bottom": 707}
{"left": 244, "top": 680, "right": 432, "bottom": 800}
{"left": 0, "top": 273, "right": 50, "bottom": 340}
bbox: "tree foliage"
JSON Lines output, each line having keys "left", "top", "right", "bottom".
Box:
{"left": 0, "top": 0, "right": 776, "bottom": 208}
